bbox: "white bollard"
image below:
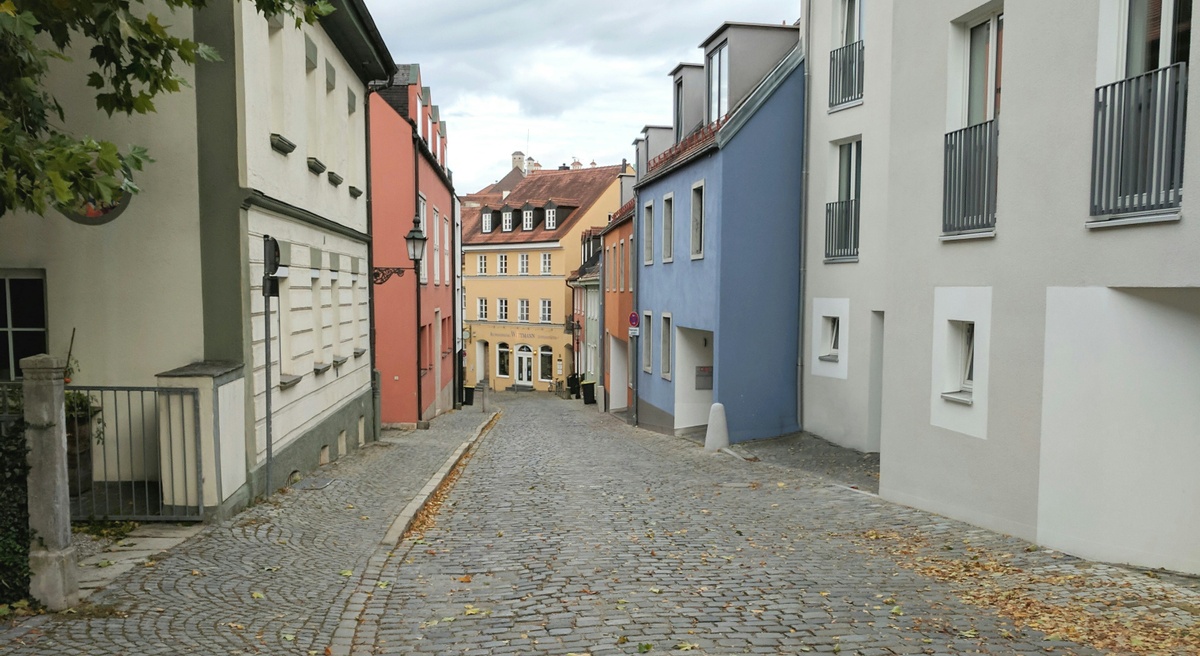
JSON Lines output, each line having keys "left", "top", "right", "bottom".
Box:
{"left": 704, "top": 403, "right": 729, "bottom": 453}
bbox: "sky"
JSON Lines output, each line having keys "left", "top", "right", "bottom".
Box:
{"left": 364, "top": 1, "right": 801, "bottom": 195}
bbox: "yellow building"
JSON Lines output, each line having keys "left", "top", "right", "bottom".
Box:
{"left": 462, "top": 162, "right": 630, "bottom": 391}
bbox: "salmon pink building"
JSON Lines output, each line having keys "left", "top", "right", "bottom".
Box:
{"left": 371, "top": 65, "right": 457, "bottom": 425}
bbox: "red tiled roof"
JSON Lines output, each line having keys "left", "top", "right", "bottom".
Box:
{"left": 645, "top": 117, "right": 726, "bottom": 180}
{"left": 600, "top": 197, "right": 636, "bottom": 236}
{"left": 462, "top": 165, "right": 623, "bottom": 245}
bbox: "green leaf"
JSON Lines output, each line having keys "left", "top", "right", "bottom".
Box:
{"left": 46, "top": 171, "right": 72, "bottom": 204}
{"left": 251, "top": 591, "right": 264, "bottom": 599}
{"left": 339, "top": 570, "right": 353, "bottom": 577}
{"left": 638, "top": 643, "right": 654, "bottom": 654}
{"left": 194, "top": 43, "right": 221, "bottom": 62}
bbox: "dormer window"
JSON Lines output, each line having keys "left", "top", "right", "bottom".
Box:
{"left": 523, "top": 210, "right": 534, "bottom": 230}
{"left": 482, "top": 212, "right": 493, "bottom": 233}
{"left": 707, "top": 42, "right": 729, "bottom": 122}
{"left": 545, "top": 208, "right": 557, "bottom": 229}
{"left": 502, "top": 211, "right": 513, "bottom": 231}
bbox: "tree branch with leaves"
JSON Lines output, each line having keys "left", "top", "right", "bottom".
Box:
{"left": 0, "top": 0, "right": 334, "bottom": 218}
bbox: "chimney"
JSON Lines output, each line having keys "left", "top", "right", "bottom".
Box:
{"left": 590, "top": 160, "right": 597, "bottom": 168}
{"left": 512, "top": 150, "right": 526, "bottom": 173}
{"left": 570, "top": 157, "right": 582, "bottom": 170}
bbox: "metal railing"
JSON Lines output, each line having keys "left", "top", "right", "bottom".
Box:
{"left": 825, "top": 199, "right": 859, "bottom": 259}
{"left": 1091, "top": 62, "right": 1188, "bottom": 217}
{"left": 829, "top": 40, "right": 864, "bottom": 107}
{"left": 943, "top": 119, "right": 999, "bottom": 234}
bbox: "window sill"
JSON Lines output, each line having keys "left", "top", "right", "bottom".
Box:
{"left": 824, "top": 256, "right": 858, "bottom": 264}
{"left": 940, "top": 229, "right": 996, "bottom": 242}
{"left": 354, "top": 348, "right": 366, "bottom": 358}
{"left": 313, "top": 362, "right": 332, "bottom": 375}
{"left": 661, "top": 373, "right": 672, "bottom": 381}
{"left": 940, "top": 390, "right": 974, "bottom": 406}
{"left": 332, "top": 355, "right": 349, "bottom": 367}
{"left": 828, "top": 98, "right": 863, "bottom": 114}
{"left": 818, "top": 354, "right": 839, "bottom": 363}
{"left": 279, "top": 374, "right": 302, "bottom": 390}
{"left": 690, "top": 253, "right": 704, "bottom": 260}
{"left": 1086, "top": 210, "right": 1181, "bottom": 229}
{"left": 662, "top": 258, "right": 673, "bottom": 264}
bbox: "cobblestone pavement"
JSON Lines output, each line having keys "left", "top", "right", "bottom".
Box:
{"left": 1, "top": 407, "right": 489, "bottom": 656}
{"left": 359, "top": 394, "right": 1198, "bottom": 656}
{"left": 730, "top": 431, "right": 881, "bottom": 494}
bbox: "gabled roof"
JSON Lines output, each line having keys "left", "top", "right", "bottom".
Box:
{"left": 320, "top": 0, "right": 396, "bottom": 83}
{"left": 463, "top": 165, "right": 623, "bottom": 246}
{"left": 601, "top": 197, "right": 636, "bottom": 236}
{"left": 476, "top": 166, "right": 526, "bottom": 196}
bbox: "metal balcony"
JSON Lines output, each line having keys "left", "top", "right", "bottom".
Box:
{"left": 825, "top": 199, "right": 859, "bottom": 259}
{"left": 829, "top": 41, "right": 864, "bottom": 108}
{"left": 943, "top": 119, "right": 999, "bottom": 234}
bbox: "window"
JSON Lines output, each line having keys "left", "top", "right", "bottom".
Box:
{"left": 691, "top": 182, "right": 705, "bottom": 258}
{"left": 959, "top": 322, "right": 975, "bottom": 392}
{"left": 828, "top": 140, "right": 861, "bottom": 259}
{"left": 477, "top": 254, "right": 487, "bottom": 275}
{"left": 942, "top": 320, "right": 975, "bottom": 404}
{"left": 619, "top": 241, "right": 625, "bottom": 290}
{"left": 539, "top": 345, "right": 554, "bottom": 381}
{"left": 707, "top": 42, "right": 729, "bottom": 122}
{"left": 519, "top": 253, "right": 529, "bottom": 275}
{"left": 502, "top": 211, "right": 513, "bottom": 232}
{"left": 540, "top": 299, "right": 552, "bottom": 323}
{"left": 642, "top": 312, "right": 653, "bottom": 372}
{"left": 643, "top": 202, "right": 654, "bottom": 264}
{"left": 518, "top": 299, "right": 530, "bottom": 322}
{"left": 1125, "top": 0, "right": 1191, "bottom": 77}
{"left": 498, "top": 254, "right": 508, "bottom": 274}
{"left": 966, "top": 12, "right": 1003, "bottom": 126}
{"left": 432, "top": 208, "right": 440, "bottom": 285}
{"left": 523, "top": 210, "right": 533, "bottom": 230}
{"left": 1, "top": 273, "right": 47, "bottom": 381}
{"left": 541, "top": 253, "right": 552, "bottom": 275}
{"left": 674, "top": 77, "right": 685, "bottom": 142}
{"left": 660, "top": 314, "right": 672, "bottom": 379}
{"left": 497, "top": 342, "right": 511, "bottom": 377}
{"left": 477, "top": 298, "right": 488, "bottom": 320}
{"left": 820, "top": 317, "right": 840, "bottom": 362}
{"left": 443, "top": 214, "right": 450, "bottom": 288}
{"left": 662, "top": 194, "right": 674, "bottom": 262}
{"left": 482, "top": 212, "right": 493, "bottom": 233}
{"left": 498, "top": 298, "right": 508, "bottom": 321}
{"left": 840, "top": 0, "right": 862, "bottom": 46}
{"left": 418, "top": 197, "right": 428, "bottom": 283}
{"left": 545, "top": 208, "right": 557, "bottom": 229}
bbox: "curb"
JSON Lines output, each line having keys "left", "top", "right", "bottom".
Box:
{"left": 380, "top": 411, "right": 499, "bottom": 546}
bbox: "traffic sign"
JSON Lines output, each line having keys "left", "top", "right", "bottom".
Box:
{"left": 629, "top": 312, "right": 640, "bottom": 327}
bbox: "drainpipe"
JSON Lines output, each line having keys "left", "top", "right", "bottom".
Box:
{"left": 797, "top": 0, "right": 812, "bottom": 431}
{"left": 365, "top": 77, "right": 393, "bottom": 440}
{"left": 632, "top": 195, "right": 639, "bottom": 427}
{"left": 453, "top": 195, "right": 462, "bottom": 410}
{"left": 411, "top": 118, "right": 424, "bottom": 425}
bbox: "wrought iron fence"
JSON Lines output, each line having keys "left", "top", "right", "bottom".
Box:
{"left": 1091, "top": 62, "right": 1188, "bottom": 217}
{"left": 825, "top": 199, "right": 860, "bottom": 259}
{"left": 829, "top": 40, "right": 865, "bottom": 107}
{"left": 943, "top": 119, "right": 999, "bottom": 234}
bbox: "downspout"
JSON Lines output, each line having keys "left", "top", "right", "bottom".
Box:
{"left": 453, "top": 194, "right": 462, "bottom": 410}
{"left": 797, "top": 0, "right": 812, "bottom": 431}
{"left": 632, "top": 197, "right": 639, "bottom": 427}
{"left": 411, "top": 118, "right": 424, "bottom": 424}
{"left": 365, "top": 78, "right": 392, "bottom": 440}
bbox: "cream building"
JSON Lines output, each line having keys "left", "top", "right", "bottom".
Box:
{"left": 462, "top": 162, "right": 629, "bottom": 392}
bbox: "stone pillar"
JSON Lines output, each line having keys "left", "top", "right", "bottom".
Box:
{"left": 21, "top": 355, "right": 80, "bottom": 610}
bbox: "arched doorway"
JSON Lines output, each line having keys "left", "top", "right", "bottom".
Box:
{"left": 515, "top": 344, "right": 534, "bottom": 387}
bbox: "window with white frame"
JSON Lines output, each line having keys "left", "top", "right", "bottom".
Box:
{"left": 502, "top": 211, "right": 513, "bottom": 231}
{"left": 1124, "top": 0, "right": 1191, "bottom": 79}
{"left": 643, "top": 202, "right": 654, "bottom": 264}
{"left": 839, "top": 0, "right": 862, "bottom": 46}
{"left": 540, "top": 299, "right": 552, "bottom": 323}
{"left": 432, "top": 208, "right": 440, "bottom": 284}
{"left": 477, "top": 297, "right": 488, "bottom": 320}
{"left": 674, "top": 77, "right": 685, "bottom": 142}
{"left": 519, "top": 253, "right": 529, "bottom": 275}
{"left": 443, "top": 214, "right": 450, "bottom": 286}
{"left": 0, "top": 273, "right": 47, "bottom": 381}
{"left": 539, "top": 345, "right": 553, "bottom": 381}
{"left": 707, "top": 41, "right": 729, "bottom": 122}
{"left": 523, "top": 209, "right": 534, "bottom": 230}
{"left": 418, "top": 197, "right": 428, "bottom": 282}
{"left": 965, "top": 11, "right": 1003, "bottom": 126}
{"left": 541, "top": 252, "right": 552, "bottom": 274}
{"left": 642, "top": 312, "right": 653, "bottom": 372}
{"left": 477, "top": 254, "right": 487, "bottom": 275}
{"left": 497, "top": 342, "right": 511, "bottom": 377}
{"left": 498, "top": 298, "right": 508, "bottom": 321}
{"left": 820, "top": 316, "right": 840, "bottom": 362}
{"left": 545, "top": 208, "right": 557, "bottom": 229}
{"left": 498, "top": 254, "right": 508, "bottom": 274}
{"left": 518, "top": 299, "right": 529, "bottom": 322}
{"left": 482, "top": 212, "right": 493, "bottom": 233}
{"left": 662, "top": 194, "right": 674, "bottom": 262}
{"left": 619, "top": 241, "right": 625, "bottom": 290}
{"left": 957, "top": 321, "right": 975, "bottom": 393}
{"left": 691, "top": 182, "right": 705, "bottom": 258}
{"left": 660, "top": 314, "right": 672, "bottom": 379}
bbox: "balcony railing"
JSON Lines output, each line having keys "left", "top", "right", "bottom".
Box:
{"left": 829, "top": 40, "right": 864, "bottom": 108}
{"left": 1091, "top": 62, "right": 1187, "bottom": 217}
{"left": 943, "top": 119, "right": 999, "bottom": 234}
{"left": 825, "top": 199, "right": 859, "bottom": 259}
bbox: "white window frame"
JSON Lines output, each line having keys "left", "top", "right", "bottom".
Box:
{"left": 838, "top": 0, "right": 863, "bottom": 47}
{"left": 660, "top": 313, "right": 672, "bottom": 380}
{"left": 477, "top": 297, "right": 488, "bottom": 320}
{"left": 958, "top": 10, "right": 1004, "bottom": 128}
{"left": 518, "top": 253, "right": 529, "bottom": 275}
{"left": 497, "top": 342, "right": 511, "bottom": 378}
{"left": 662, "top": 193, "right": 674, "bottom": 263}
{"left": 619, "top": 240, "right": 625, "bottom": 290}
{"left": 819, "top": 316, "right": 841, "bottom": 362}
{"left": 707, "top": 41, "right": 729, "bottom": 123}
{"left": 541, "top": 252, "right": 552, "bottom": 275}
{"left": 540, "top": 298, "right": 552, "bottom": 323}
{"left": 482, "top": 212, "right": 493, "bottom": 233}
{"left": 545, "top": 207, "right": 557, "bottom": 229}
{"left": 498, "top": 298, "right": 508, "bottom": 321}
{"left": 477, "top": 254, "right": 487, "bottom": 275}
{"left": 518, "top": 299, "right": 530, "bottom": 323}
{"left": 643, "top": 201, "right": 654, "bottom": 265}
{"left": 523, "top": 209, "right": 534, "bottom": 230}
{"left": 641, "top": 312, "right": 653, "bottom": 373}
{"left": 418, "top": 196, "right": 428, "bottom": 283}
{"left": 498, "top": 254, "right": 508, "bottom": 275}
{"left": 432, "top": 208, "right": 441, "bottom": 285}
{"left": 502, "top": 211, "right": 513, "bottom": 232}
{"left": 538, "top": 345, "right": 554, "bottom": 382}
{"left": 691, "top": 181, "right": 705, "bottom": 259}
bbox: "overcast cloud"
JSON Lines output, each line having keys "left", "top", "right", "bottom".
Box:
{"left": 364, "top": 1, "right": 801, "bottom": 194}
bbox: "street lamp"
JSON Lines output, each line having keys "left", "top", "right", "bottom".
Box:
{"left": 373, "top": 217, "right": 427, "bottom": 425}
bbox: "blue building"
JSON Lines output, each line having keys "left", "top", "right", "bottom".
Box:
{"left": 634, "top": 22, "right": 805, "bottom": 442}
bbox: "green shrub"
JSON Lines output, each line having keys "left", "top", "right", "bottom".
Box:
{"left": 0, "top": 418, "right": 30, "bottom": 604}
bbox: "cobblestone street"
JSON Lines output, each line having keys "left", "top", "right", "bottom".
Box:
{"left": 3, "top": 393, "right": 1198, "bottom": 655}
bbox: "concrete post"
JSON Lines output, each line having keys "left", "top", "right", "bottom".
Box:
{"left": 704, "top": 403, "right": 729, "bottom": 453}
{"left": 20, "top": 355, "right": 80, "bottom": 610}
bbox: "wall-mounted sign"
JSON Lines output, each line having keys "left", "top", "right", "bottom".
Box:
{"left": 628, "top": 327, "right": 640, "bottom": 337}
{"left": 629, "top": 312, "right": 640, "bottom": 328}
